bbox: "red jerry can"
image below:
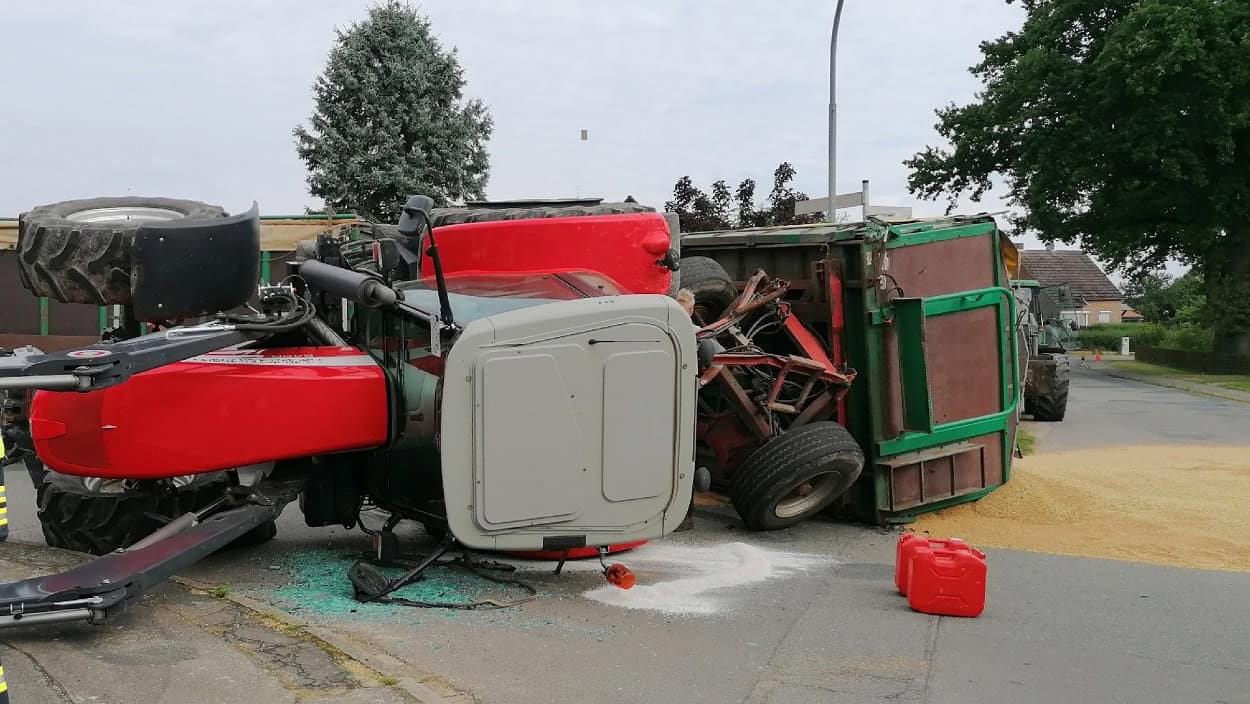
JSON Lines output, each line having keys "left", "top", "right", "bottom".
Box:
{"left": 894, "top": 533, "right": 971, "bottom": 595}
{"left": 905, "top": 542, "right": 987, "bottom": 618}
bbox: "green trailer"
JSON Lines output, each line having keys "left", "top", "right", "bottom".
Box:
{"left": 682, "top": 215, "right": 1020, "bottom": 524}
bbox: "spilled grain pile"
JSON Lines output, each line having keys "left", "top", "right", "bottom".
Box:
{"left": 914, "top": 445, "right": 1250, "bottom": 572}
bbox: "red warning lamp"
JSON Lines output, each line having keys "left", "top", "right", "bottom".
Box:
{"left": 604, "top": 563, "right": 636, "bottom": 590}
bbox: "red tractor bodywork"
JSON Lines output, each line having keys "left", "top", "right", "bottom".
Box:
{"left": 24, "top": 206, "right": 678, "bottom": 484}
{"left": 29, "top": 346, "right": 388, "bottom": 478}
{"left": 424, "top": 213, "right": 675, "bottom": 295}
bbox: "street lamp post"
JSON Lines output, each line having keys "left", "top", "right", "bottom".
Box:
{"left": 827, "top": 0, "right": 846, "bottom": 223}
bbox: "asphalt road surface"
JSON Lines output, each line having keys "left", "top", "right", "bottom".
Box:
{"left": 1034, "top": 362, "right": 1250, "bottom": 450}
{"left": 2, "top": 366, "right": 1248, "bottom": 703}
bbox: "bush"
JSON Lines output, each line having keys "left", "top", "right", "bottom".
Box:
{"left": 1158, "top": 326, "right": 1214, "bottom": 353}
{"left": 1073, "top": 323, "right": 1162, "bottom": 351}
{"left": 1073, "top": 322, "right": 1212, "bottom": 353}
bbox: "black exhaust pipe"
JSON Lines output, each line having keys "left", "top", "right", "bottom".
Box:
{"left": 299, "top": 260, "right": 398, "bottom": 309}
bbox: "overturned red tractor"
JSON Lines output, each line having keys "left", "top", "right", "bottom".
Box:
{"left": 0, "top": 194, "right": 873, "bottom": 628}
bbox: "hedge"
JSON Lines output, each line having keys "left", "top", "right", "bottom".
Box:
{"left": 1073, "top": 323, "right": 1212, "bottom": 353}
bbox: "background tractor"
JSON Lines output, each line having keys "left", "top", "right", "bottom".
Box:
{"left": 1012, "top": 280, "right": 1072, "bottom": 422}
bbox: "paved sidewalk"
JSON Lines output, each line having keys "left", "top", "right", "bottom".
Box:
{"left": 0, "top": 541, "right": 419, "bottom": 704}
{"left": 1093, "top": 362, "right": 1250, "bottom": 404}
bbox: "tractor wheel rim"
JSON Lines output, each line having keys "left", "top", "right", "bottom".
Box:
{"left": 66, "top": 206, "right": 186, "bottom": 223}
{"left": 774, "top": 472, "right": 841, "bottom": 519}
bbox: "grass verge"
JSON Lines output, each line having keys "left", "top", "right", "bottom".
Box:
{"left": 1107, "top": 360, "right": 1250, "bottom": 393}
{"left": 1015, "top": 426, "right": 1036, "bottom": 456}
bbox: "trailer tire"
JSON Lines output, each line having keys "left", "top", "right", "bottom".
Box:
{"left": 1027, "top": 354, "right": 1070, "bottom": 422}
{"left": 17, "top": 197, "right": 228, "bottom": 305}
{"left": 678, "top": 256, "right": 737, "bottom": 322}
{"left": 729, "top": 422, "right": 864, "bottom": 531}
{"left": 428, "top": 201, "right": 654, "bottom": 227}
{"left": 36, "top": 472, "right": 275, "bottom": 555}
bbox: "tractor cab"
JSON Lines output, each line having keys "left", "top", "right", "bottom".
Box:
{"left": 316, "top": 197, "right": 699, "bottom": 552}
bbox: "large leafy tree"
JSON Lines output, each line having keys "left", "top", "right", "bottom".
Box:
{"left": 295, "top": 2, "right": 492, "bottom": 220}
{"left": 666, "top": 163, "right": 821, "bottom": 232}
{"left": 907, "top": 0, "right": 1250, "bottom": 353}
{"left": 1124, "top": 270, "right": 1207, "bottom": 324}
{"left": 665, "top": 176, "right": 732, "bottom": 232}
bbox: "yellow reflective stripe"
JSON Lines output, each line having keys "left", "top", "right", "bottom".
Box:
{"left": 0, "top": 507, "right": 7, "bottom": 515}
{"left": 0, "top": 484, "right": 6, "bottom": 492}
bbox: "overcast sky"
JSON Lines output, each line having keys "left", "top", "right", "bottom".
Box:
{"left": 1, "top": 1, "right": 1036, "bottom": 239}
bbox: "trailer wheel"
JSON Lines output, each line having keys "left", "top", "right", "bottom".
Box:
{"left": 36, "top": 471, "right": 275, "bottom": 555}
{"left": 678, "top": 256, "right": 737, "bottom": 322}
{"left": 729, "top": 422, "right": 864, "bottom": 531}
{"left": 17, "top": 197, "right": 227, "bottom": 305}
{"left": 1027, "top": 354, "right": 1070, "bottom": 422}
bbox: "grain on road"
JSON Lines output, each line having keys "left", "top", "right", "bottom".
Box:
{"left": 915, "top": 445, "right": 1250, "bottom": 572}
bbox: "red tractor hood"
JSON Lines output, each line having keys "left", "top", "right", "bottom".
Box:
{"left": 29, "top": 346, "right": 389, "bottom": 479}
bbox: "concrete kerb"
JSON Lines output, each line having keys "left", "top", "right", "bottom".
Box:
{"left": 173, "top": 576, "right": 471, "bottom": 704}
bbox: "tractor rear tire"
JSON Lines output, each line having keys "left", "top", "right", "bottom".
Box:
{"left": 428, "top": 201, "right": 654, "bottom": 227}
{"left": 17, "top": 197, "right": 227, "bottom": 305}
{"left": 729, "top": 421, "right": 864, "bottom": 531}
{"left": 678, "top": 256, "right": 737, "bottom": 322}
{"left": 1027, "top": 354, "right": 1070, "bottom": 422}
{"left": 36, "top": 471, "right": 275, "bottom": 555}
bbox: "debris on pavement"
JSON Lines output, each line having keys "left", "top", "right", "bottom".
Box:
{"left": 272, "top": 547, "right": 535, "bottom": 617}
{"left": 579, "top": 542, "right": 827, "bottom": 616}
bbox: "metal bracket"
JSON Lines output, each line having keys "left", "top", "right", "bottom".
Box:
{"left": 0, "top": 327, "right": 255, "bottom": 393}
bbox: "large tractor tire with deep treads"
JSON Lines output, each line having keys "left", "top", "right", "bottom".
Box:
{"left": 17, "top": 197, "right": 227, "bottom": 305}
{"left": 677, "top": 256, "right": 737, "bottom": 322}
{"left": 729, "top": 421, "right": 865, "bottom": 531}
{"left": 36, "top": 471, "right": 275, "bottom": 555}
{"left": 428, "top": 201, "right": 654, "bottom": 227}
{"left": 1026, "top": 353, "right": 1070, "bottom": 422}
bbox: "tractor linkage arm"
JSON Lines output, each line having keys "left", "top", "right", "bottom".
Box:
{"left": 0, "top": 474, "right": 304, "bottom": 629}
{"left": 0, "top": 327, "right": 257, "bottom": 393}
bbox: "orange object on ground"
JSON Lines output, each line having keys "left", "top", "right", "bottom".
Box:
{"left": 905, "top": 542, "right": 987, "bottom": 617}
{"left": 603, "top": 563, "right": 636, "bottom": 589}
{"left": 894, "top": 533, "right": 971, "bottom": 595}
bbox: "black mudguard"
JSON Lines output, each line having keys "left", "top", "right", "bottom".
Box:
{"left": 130, "top": 203, "right": 261, "bottom": 321}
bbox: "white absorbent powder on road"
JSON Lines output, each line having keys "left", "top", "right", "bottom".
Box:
{"left": 579, "top": 541, "right": 829, "bottom": 616}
